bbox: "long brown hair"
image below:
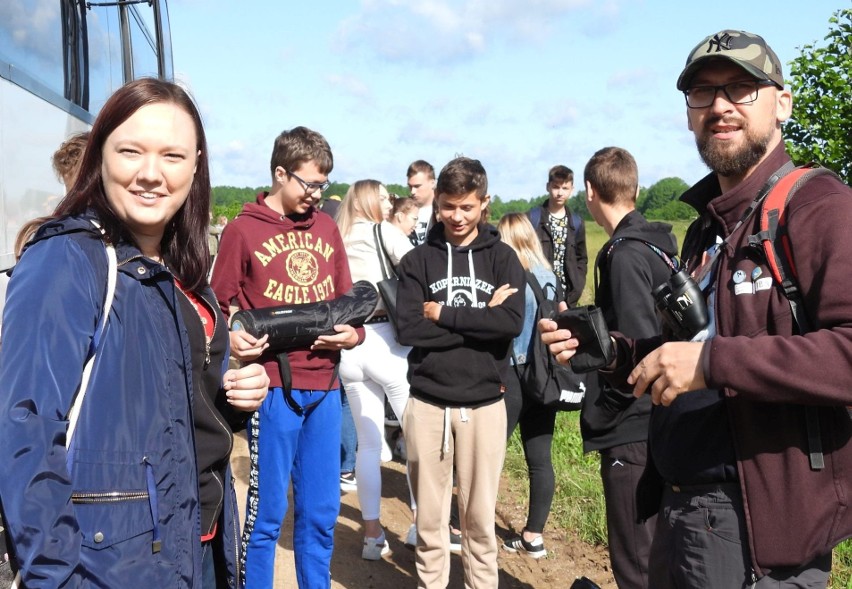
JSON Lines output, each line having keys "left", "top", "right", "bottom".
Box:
{"left": 26, "top": 78, "right": 212, "bottom": 291}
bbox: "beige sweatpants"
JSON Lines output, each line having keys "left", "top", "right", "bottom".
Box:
{"left": 404, "top": 396, "right": 507, "bottom": 589}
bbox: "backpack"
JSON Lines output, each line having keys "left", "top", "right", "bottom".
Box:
{"left": 528, "top": 206, "right": 582, "bottom": 245}
{"left": 513, "top": 271, "right": 586, "bottom": 411}
{"left": 746, "top": 163, "right": 844, "bottom": 471}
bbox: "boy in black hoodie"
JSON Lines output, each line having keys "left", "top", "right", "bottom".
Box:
{"left": 396, "top": 157, "right": 525, "bottom": 589}
{"left": 582, "top": 147, "right": 678, "bottom": 589}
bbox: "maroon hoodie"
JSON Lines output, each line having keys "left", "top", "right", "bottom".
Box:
{"left": 211, "top": 193, "right": 358, "bottom": 390}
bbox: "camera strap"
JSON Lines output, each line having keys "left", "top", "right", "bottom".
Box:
{"left": 275, "top": 351, "right": 339, "bottom": 416}
{"left": 691, "top": 161, "right": 798, "bottom": 287}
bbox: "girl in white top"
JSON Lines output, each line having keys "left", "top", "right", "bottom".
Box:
{"left": 336, "top": 180, "right": 414, "bottom": 560}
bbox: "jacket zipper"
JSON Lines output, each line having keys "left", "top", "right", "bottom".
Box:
{"left": 71, "top": 490, "right": 148, "bottom": 503}
{"left": 175, "top": 286, "right": 215, "bottom": 367}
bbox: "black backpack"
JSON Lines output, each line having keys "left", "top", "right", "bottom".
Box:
{"left": 513, "top": 271, "right": 586, "bottom": 411}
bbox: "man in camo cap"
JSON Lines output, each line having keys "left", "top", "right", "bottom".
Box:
{"left": 541, "top": 28, "right": 852, "bottom": 588}
{"left": 676, "top": 30, "right": 784, "bottom": 91}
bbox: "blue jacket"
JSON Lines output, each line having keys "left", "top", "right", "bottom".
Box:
{"left": 0, "top": 214, "right": 235, "bottom": 587}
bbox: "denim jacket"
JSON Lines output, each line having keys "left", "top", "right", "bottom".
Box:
{"left": 511, "top": 264, "right": 558, "bottom": 365}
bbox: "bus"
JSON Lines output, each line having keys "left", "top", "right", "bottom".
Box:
{"left": 0, "top": 0, "right": 173, "bottom": 307}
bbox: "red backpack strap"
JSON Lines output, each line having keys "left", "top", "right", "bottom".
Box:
{"left": 751, "top": 163, "right": 840, "bottom": 471}
{"left": 754, "top": 164, "right": 836, "bottom": 332}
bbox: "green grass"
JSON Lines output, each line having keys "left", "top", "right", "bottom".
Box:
{"left": 504, "top": 219, "right": 852, "bottom": 587}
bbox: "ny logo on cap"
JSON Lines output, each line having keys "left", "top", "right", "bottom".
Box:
{"left": 707, "top": 32, "right": 734, "bottom": 53}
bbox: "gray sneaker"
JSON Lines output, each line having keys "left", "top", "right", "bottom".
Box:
{"left": 362, "top": 532, "right": 390, "bottom": 561}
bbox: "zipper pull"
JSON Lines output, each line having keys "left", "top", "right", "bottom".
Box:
{"left": 204, "top": 341, "right": 211, "bottom": 367}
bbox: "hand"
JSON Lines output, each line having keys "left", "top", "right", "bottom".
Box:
{"left": 488, "top": 284, "right": 518, "bottom": 307}
{"left": 538, "top": 316, "right": 578, "bottom": 365}
{"left": 628, "top": 342, "right": 707, "bottom": 406}
{"left": 423, "top": 301, "right": 442, "bottom": 322}
{"left": 312, "top": 324, "right": 359, "bottom": 351}
{"left": 223, "top": 363, "right": 269, "bottom": 411}
{"left": 537, "top": 301, "right": 578, "bottom": 365}
{"left": 229, "top": 330, "right": 269, "bottom": 362}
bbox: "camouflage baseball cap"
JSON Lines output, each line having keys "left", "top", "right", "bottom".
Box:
{"left": 676, "top": 30, "right": 784, "bottom": 90}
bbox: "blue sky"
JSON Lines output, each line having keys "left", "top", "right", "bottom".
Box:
{"left": 167, "top": 0, "right": 840, "bottom": 200}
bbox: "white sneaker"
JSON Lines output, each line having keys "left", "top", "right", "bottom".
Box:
{"left": 449, "top": 529, "right": 462, "bottom": 554}
{"left": 362, "top": 532, "right": 390, "bottom": 561}
{"left": 339, "top": 472, "right": 357, "bottom": 492}
{"left": 404, "top": 523, "right": 417, "bottom": 548}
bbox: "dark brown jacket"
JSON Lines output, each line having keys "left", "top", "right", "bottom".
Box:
{"left": 614, "top": 143, "right": 852, "bottom": 575}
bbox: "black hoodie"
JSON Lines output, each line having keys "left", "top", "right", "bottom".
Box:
{"left": 581, "top": 210, "right": 678, "bottom": 452}
{"left": 396, "top": 222, "right": 525, "bottom": 407}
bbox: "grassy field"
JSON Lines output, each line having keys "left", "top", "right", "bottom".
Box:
{"left": 503, "top": 220, "right": 852, "bottom": 588}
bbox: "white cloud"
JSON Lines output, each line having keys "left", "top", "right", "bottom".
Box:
{"left": 607, "top": 67, "right": 656, "bottom": 89}
{"left": 542, "top": 99, "right": 581, "bottom": 128}
{"left": 337, "top": 0, "right": 600, "bottom": 64}
{"left": 0, "top": 0, "right": 61, "bottom": 64}
{"left": 326, "top": 73, "right": 372, "bottom": 99}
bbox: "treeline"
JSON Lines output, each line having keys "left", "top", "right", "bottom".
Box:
{"left": 212, "top": 177, "right": 695, "bottom": 221}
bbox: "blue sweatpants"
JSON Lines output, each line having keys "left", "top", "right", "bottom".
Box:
{"left": 241, "top": 387, "right": 342, "bottom": 588}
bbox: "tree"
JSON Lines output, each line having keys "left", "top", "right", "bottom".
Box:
{"left": 638, "top": 177, "right": 693, "bottom": 219}
{"left": 784, "top": 8, "right": 851, "bottom": 184}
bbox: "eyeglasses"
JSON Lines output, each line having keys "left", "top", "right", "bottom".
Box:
{"left": 286, "top": 169, "right": 330, "bottom": 195}
{"left": 683, "top": 80, "right": 777, "bottom": 109}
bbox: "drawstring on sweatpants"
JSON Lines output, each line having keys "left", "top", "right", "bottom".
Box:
{"left": 442, "top": 408, "right": 451, "bottom": 455}
{"left": 441, "top": 407, "right": 471, "bottom": 456}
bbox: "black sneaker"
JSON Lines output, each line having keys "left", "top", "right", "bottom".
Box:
{"left": 503, "top": 533, "right": 547, "bottom": 559}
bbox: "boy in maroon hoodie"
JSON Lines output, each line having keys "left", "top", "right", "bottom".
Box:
{"left": 211, "top": 126, "right": 362, "bottom": 588}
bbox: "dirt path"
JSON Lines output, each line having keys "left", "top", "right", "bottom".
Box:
{"left": 231, "top": 432, "right": 616, "bottom": 588}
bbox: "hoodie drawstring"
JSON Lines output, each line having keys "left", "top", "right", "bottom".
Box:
{"left": 444, "top": 244, "right": 453, "bottom": 302}
{"left": 443, "top": 245, "right": 478, "bottom": 306}
{"left": 467, "top": 251, "right": 477, "bottom": 306}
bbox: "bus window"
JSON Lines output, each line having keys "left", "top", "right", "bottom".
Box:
{"left": 85, "top": 4, "right": 124, "bottom": 116}
{"left": 128, "top": 5, "right": 160, "bottom": 79}
{"left": 0, "top": 0, "right": 64, "bottom": 97}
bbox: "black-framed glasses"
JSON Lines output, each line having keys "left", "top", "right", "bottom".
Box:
{"left": 286, "top": 169, "right": 330, "bottom": 194}
{"left": 683, "top": 80, "right": 777, "bottom": 109}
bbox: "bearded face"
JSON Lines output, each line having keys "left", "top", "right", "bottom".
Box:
{"left": 694, "top": 112, "right": 774, "bottom": 177}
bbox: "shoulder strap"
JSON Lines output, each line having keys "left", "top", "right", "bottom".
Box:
{"left": 372, "top": 223, "right": 397, "bottom": 281}
{"left": 594, "top": 236, "right": 679, "bottom": 294}
{"left": 746, "top": 163, "right": 839, "bottom": 472}
{"left": 570, "top": 212, "right": 582, "bottom": 238}
{"left": 750, "top": 164, "right": 836, "bottom": 333}
{"left": 529, "top": 206, "right": 542, "bottom": 229}
{"left": 65, "top": 225, "right": 117, "bottom": 450}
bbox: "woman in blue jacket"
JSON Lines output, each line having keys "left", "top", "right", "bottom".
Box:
{"left": 0, "top": 78, "right": 267, "bottom": 588}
